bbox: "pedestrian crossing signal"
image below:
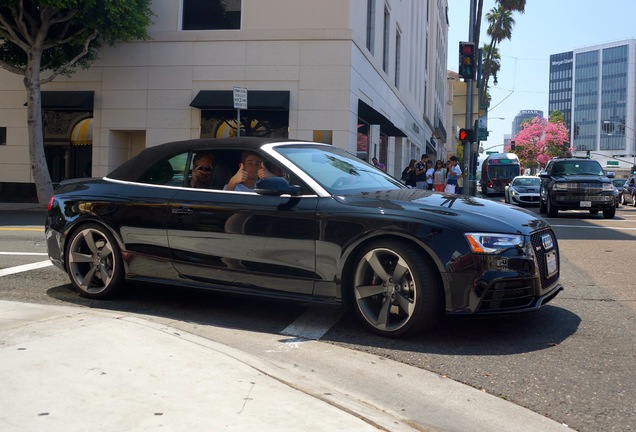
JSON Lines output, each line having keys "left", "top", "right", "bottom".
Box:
{"left": 459, "top": 128, "right": 475, "bottom": 142}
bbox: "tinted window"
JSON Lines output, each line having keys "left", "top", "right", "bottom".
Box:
{"left": 182, "top": 0, "right": 241, "bottom": 30}
{"left": 139, "top": 153, "right": 188, "bottom": 186}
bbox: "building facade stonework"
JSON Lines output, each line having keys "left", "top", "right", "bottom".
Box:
{"left": 0, "top": 0, "right": 449, "bottom": 202}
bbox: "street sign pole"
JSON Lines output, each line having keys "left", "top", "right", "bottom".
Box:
{"left": 233, "top": 87, "right": 248, "bottom": 137}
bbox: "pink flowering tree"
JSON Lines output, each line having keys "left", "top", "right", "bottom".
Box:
{"left": 506, "top": 112, "right": 572, "bottom": 169}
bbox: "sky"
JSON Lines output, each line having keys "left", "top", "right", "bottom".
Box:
{"left": 447, "top": 0, "right": 636, "bottom": 153}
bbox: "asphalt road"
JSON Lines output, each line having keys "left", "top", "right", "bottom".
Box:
{"left": 1, "top": 203, "right": 635, "bottom": 432}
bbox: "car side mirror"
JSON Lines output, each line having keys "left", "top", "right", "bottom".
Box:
{"left": 255, "top": 176, "right": 302, "bottom": 196}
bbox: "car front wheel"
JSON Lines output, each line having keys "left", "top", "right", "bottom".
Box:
{"left": 351, "top": 240, "right": 442, "bottom": 337}
{"left": 66, "top": 223, "right": 124, "bottom": 299}
{"left": 603, "top": 207, "right": 616, "bottom": 219}
{"left": 621, "top": 194, "right": 626, "bottom": 205}
{"left": 546, "top": 195, "right": 558, "bottom": 217}
{"left": 632, "top": 194, "right": 636, "bottom": 207}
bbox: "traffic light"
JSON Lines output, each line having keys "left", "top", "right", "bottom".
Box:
{"left": 510, "top": 140, "right": 516, "bottom": 151}
{"left": 459, "top": 128, "right": 475, "bottom": 142}
{"left": 586, "top": 150, "right": 590, "bottom": 159}
{"left": 632, "top": 165, "right": 636, "bottom": 174}
{"left": 459, "top": 42, "right": 476, "bottom": 81}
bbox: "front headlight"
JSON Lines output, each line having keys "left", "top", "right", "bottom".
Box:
{"left": 553, "top": 183, "right": 567, "bottom": 191}
{"left": 603, "top": 183, "right": 615, "bottom": 192}
{"left": 464, "top": 233, "right": 524, "bottom": 254}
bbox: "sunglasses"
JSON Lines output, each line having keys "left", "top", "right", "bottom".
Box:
{"left": 196, "top": 166, "right": 212, "bottom": 172}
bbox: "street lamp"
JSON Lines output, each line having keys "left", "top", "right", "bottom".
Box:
{"left": 603, "top": 120, "right": 635, "bottom": 166}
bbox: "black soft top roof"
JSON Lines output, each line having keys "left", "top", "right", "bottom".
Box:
{"left": 107, "top": 137, "right": 297, "bottom": 181}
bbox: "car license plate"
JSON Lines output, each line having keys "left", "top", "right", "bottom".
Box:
{"left": 545, "top": 250, "right": 558, "bottom": 277}
{"left": 580, "top": 201, "right": 591, "bottom": 207}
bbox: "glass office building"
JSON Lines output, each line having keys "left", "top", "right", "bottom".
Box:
{"left": 549, "top": 40, "right": 636, "bottom": 172}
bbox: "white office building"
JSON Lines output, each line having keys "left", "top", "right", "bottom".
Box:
{"left": 0, "top": 0, "right": 449, "bottom": 202}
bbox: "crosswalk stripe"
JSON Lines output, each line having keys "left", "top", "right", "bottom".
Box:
{"left": 0, "top": 260, "right": 53, "bottom": 277}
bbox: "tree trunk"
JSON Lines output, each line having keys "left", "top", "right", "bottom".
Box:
{"left": 24, "top": 48, "right": 54, "bottom": 207}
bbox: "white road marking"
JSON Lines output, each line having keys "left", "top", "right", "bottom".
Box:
{"left": 281, "top": 305, "right": 346, "bottom": 340}
{"left": 0, "top": 260, "right": 53, "bottom": 277}
{"left": 0, "top": 252, "right": 48, "bottom": 256}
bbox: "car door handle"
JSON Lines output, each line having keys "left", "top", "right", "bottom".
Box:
{"left": 171, "top": 207, "right": 193, "bottom": 215}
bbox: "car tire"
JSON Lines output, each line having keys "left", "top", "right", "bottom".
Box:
{"left": 504, "top": 191, "right": 509, "bottom": 203}
{"left": 539, "top": 196, "right": 547, "bottom": 214}
{"left": 632, "top": 194, "right": 636, "bottom": 207}
{"left": 546, "top": 195, "right": 558, "bottom": 217}
{"left": 351, "top": 240, "right": 442, "bottom": 338}
{"left": 621, "top": 194, "right": 626, "bottom": 205}
{"left": 65, "top": 223, "right": 124, "bottom": 299}
{"left": 603, "top": 207, "right": 616, "bottom": 219}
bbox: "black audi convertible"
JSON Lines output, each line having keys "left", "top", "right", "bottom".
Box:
{"left": 45, "top": 137, "right": 563, "bottom": 337}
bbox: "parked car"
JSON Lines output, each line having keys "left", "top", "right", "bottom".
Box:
{"left": 45, "top": 137, "right": 563, "bottom": 338}
{"left": 621, "top": 175, "right": 636, "bottom": 206}
{"left": 539, "top": 157, "right": 616, "bottom": 218}
{"left": 612, "top": 178, "right": 626, "bottom": 207}
{"left": 504, "top": 175, "right": 541, "bottom": 206}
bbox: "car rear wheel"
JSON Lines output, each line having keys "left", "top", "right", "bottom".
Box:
{"left": 351, "top": 240, "right": 442, "bottom": 337}
{"left": 66, "top": 223, "right": 124, "bottom": 299}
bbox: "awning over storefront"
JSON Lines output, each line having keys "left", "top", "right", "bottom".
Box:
{"left": 358, "top": 100, "right": 406, "bottom": 137}
{"left": 41, "top": 91, "right": 94, "bottom": 111}
{"left": 190, "top": 90, "right": 290, "bottom": 110}
{"left": 71, "top": 118, "right": 93, "bottom": 145}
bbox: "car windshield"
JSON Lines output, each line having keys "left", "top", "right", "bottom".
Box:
{"left": 275, "top": 144, "right": 405, "bottom": 194}
{"left": 513, "top": 177, "right": 540, "bottom": 186}
{"left": 552, "top": 160, "right": 604, "bottom": 176}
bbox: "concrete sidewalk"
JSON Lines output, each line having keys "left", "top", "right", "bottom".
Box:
{"left": 0, "top": 300, "right": 571, "bottom": 432}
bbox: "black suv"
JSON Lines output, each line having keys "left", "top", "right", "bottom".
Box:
{"left": 539, "top": 157, "right": 616, "bottom": 219}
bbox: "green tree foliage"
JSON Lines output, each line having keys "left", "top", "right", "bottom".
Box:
{"left": 0, "top": 0, "right": 154, "bottom": 205}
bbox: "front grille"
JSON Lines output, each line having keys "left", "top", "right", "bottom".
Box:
{"left": 563, "top": 182, "right": 603, "bottom": 192}
{"left": 556, "top": 194, "right": 612, "bottom": 202}
{"left": 530, "top": 229, "right": 560, "bottom": 290}
{"left": 480, "top": 280, "right": 534, "bottom": 310}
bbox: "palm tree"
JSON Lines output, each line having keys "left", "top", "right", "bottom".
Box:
{"left": 479, "top": 6, "right": 512, "bottom": 105}
{"left": 480, "top": 44, "right": 501, "bottom": 105}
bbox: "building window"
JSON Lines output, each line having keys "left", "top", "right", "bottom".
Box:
{"left": 366, "top": 0, "right": 375, "bottom": 54}
{"left": 182, "top": 0, "right": 241, "bottom": 30}
{"left": 0, "top": 127, "right": 6, "bottom": 145}
{"left": 394, "top": 29, "right": 401, "bottom": 88}
{"left": 382, "top": 7, "right": 390, "bottom": 73}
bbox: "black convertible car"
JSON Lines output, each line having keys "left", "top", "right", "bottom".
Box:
{"left": 45, "top": 137, "right": 563, "bottom": 337}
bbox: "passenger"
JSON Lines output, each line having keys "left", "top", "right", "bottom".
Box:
{"left": 224, "top": 151, "right": 263, "bottom": 191}
{"left": 190, "top": 152, "right": 215, "bottom": 188}
{"left": 190, "top": 152, "right": 232, "bottom": 189}
{"left": 258, "top": 160, "right": 285, "bottom": 179}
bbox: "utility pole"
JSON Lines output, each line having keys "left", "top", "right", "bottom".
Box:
{"left": 463, "top": 0, "right": 476, "bottom": 196}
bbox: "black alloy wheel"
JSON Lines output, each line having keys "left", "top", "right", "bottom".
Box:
{"left": 351, "top": 240, "right": 442, "bottom": 337}
{"left": 66, "top": 223, "right": 124, "bottom": 299}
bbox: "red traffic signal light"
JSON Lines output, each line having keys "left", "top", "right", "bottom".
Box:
{"left": 459, "top": 128, "right": 475, "bottom": 142}
{"left": 459, "top": 42, "right": 476, "bottom": 81}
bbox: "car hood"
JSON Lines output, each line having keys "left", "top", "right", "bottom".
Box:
{"left": 334, "top": 189, "right": 549, "bottom": 235}
{"left": 511, "top": 185, "right": 539, "bottom": 193}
